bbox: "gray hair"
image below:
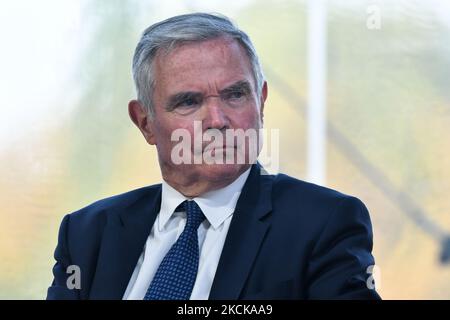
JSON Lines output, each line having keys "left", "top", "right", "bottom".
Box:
{"left": 132, "top": 12, "right": 265, "bottom": 118}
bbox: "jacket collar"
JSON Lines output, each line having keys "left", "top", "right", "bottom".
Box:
{"left": 88, "top": 185, "right": 162, "bottom": 299}
{"left": 208, "top": 163, "right": 274, "bottom": 299}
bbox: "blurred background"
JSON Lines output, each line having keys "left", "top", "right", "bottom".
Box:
{"left": 0, "top": 0, "right": 449, "bottom": 299}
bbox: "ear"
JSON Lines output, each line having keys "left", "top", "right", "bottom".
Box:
{"left": 259, "top": 81, "right": 268, "bottom": 123}
{"left": 128, "top": 100, "right": 157, "bottom": 145}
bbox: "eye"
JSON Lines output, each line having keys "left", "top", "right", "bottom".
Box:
{"left": 177, "top": 97, "right": 199, "bottom": 108}
{"left": 224, "top": 90, "right": 246, "bottom": 101}
{"left": 230, "top": 91, "right": 244, "bottom": 99}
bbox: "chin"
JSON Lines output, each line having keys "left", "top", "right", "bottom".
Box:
{"left": 197, "top": 163, "right": 249, "bottom": 181}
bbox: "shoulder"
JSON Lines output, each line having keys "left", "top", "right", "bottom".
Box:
{"left": 271, "top": 172, "right": 356, "bottom": 207}
{"left": 64, "top": 184, "right": 161, "bottom": 229}
{"left": 268, "top": 172, "right": 370, "bottom": 228}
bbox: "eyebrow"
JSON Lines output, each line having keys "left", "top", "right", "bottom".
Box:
{"left": 219, "top": 80, "right": 252, "bottom": 95}
{"left": 166, "top": 91, "right": 203, "bottom": 111}
{"left": 165, "top": 80, "right": 253, "bottom": 111}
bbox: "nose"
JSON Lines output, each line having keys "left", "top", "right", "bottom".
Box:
{"left": 203, "top": 96, "right": 230, "bottom": 130}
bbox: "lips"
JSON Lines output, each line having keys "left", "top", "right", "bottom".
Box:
{"left": 203, "top": 145, "right": 236, "bottom": 152}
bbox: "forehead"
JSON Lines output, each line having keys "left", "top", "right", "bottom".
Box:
{"left": 153, "top": 37, "right": 254, "bottom": 94}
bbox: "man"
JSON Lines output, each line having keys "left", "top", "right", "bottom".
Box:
{"left": 47, "top": 13, "right": 380, "bottom": 300}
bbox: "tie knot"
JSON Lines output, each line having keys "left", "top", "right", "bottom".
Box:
{"left": 180, "top": 200, "right": 205, "bottom": 230}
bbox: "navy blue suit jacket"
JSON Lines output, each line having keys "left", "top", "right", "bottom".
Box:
{"left": 47, "top": 164, "right": 380, "bottom": 299}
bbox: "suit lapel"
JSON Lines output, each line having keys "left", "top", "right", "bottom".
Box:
{"left": 88, "top": 186, "right": 162, "bottom": 299}
{"left": 209, "top": 164, "right": 274, "bottom": 299}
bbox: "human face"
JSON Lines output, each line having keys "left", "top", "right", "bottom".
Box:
{"left": 133, "top": 37, "right": 267, "bottom": 193}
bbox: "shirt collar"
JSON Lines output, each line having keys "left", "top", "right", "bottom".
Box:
{"left": 158, "top": 167, "right": 251, "bottom": 231}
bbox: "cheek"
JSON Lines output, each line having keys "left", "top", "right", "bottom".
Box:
{"left": 152, "top": 120, "right": 174, "bottom": 147}
{"left": 155, "top": 119, "right": 194, "bottom": 149}
{"left": 234, "top": 107, "right": 262, "bottom": 129}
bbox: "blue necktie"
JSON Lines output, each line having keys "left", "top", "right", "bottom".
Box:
{"left": 144, "top": 200, "right": 205, "bottom": 300}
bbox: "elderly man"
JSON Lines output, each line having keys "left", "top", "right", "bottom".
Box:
{"left": 47, "top": 13, "right": 380, "bottom": 300}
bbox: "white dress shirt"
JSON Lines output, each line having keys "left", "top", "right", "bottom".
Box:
{"left": 122, "top": 168, "right": 251, "bottom": 300}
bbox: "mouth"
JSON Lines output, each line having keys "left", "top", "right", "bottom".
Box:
{"left": 203, "top": 145, "right": 237, "bottom": 152}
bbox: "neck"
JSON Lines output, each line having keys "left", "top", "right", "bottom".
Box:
{"left": 160, "top": 164, "right": 251, "bottom": 198}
